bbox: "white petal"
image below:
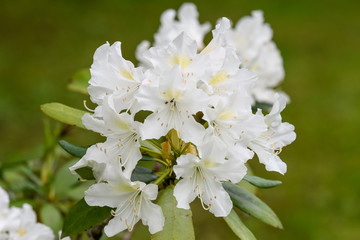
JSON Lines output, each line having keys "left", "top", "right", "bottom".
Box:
{"left": 0, "top": 187, "right": 9, "bottom": 210}
{"left": 173, "top": 179, "right": 197, "bottom": 209}
{"left": 104, "top": 216, "right": 128, "bottom": 237}
{"left": 139, "top": 198, "right": 164, "bottom": 234}
{"left": 199, "top": 178, "right": 233, "bottom": 217}
{"left": 85, "top": 182, "right": 134, "bottom": 208}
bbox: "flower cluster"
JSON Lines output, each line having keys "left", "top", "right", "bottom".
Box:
{"left": 70, "top": 3, "right": 296, "bottom": 236}
{"left": 0, "top": 187, "right": 55, "bottom": 240}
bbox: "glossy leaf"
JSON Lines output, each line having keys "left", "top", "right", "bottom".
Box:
{"left": 131, "top": 166, "right": 157, "bottom": 183}
{"left": 152, "top": 186, "right": 195, "bottom": 240}
{"left": 68, "top": 68, "right": 90, "bottom": 95}
{"left": 59, "top": 140, "right": 88, "bottom": 158}
{"left": 223, "top": 182, "right": 283, "bottom": 229}
{"left": 224, "top": 209, "right": 257, "bottom": 240}
{"left": 243, "top": 175, "right": 282, "bottom": 189}
{"left": 41, "top": 103, "right": 87, "bottom": 129}
{"left": 61, "top": 198, "right": 111, "bottom": 238}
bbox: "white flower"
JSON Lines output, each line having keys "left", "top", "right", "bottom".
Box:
{"left": 203, "top": 94, "right": 266, "bottom": 162}
{"left": 73, "top": 96, "right": 142, "bottom": 178}
{"left": 141, "top": 32, "right": 209, "bottom": 78}
{"left": 224, "top": 11, "right": 287, "bottom": 104}
{"left": 84, "top": 160, "right": 164, "bottom": 236}
{"left": 248, "top": 94, "right": 296, "bottom": 174}
{"left": 136, "top": 66, "right": 209, "bottom": 145}
{"left": 5, "top": 204, "right": 54, "bottom": 240}
{"left": 88, "top": 41, "right": 144, "bottom": 114}
{"left": 173, "top": 139, "right": 247, "bottom": 217}
{"left": 0, "top": 187, "right": 9, "bottom": 231}
{"left": 154, "top": 3, "right": 211, "bottom": 50}
{"left": 225, "top": 10, "right": 272, "bottom": 61}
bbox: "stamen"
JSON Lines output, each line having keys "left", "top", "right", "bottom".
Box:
{"left": 83, "top": 100, "right": 95, "bottom": 112}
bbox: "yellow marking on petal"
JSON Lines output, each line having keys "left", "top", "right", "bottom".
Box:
{"left": 219, "top": 111, "right": 236, "bottom": 121}
{"left": 203, "top": 159, "right": 219, "bottom": 168}
{"left": 169, "top": 54, "right": 191, "bottom": 70}
{"left": 17, "top": 229, "right": 27, "bottom": 237}
{"left": 164, "top": 89, "right": 183, "bottom": 100}
{"left": 120, "top": 69, "right": 134, "bottom": 80}
{"left": 114, "top": 183, "right": 137, "bottom": 193}
{"left": 116, "top": 118, "right": 130, "bottom": 130}
{"left": 249, "top": 64, "right": 259, "bottom": 72}
{"left": 209, "top": 71, "right": 229, "bottom": 85}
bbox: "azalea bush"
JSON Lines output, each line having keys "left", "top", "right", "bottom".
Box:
{"left": 0, "top": 3, "right": 295, "bottom": 240}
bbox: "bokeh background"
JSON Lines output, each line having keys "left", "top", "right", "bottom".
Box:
{"left": 1, "top": 0, "right": 359, "bottom": 239}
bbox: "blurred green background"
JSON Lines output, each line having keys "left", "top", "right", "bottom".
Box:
{"left": 1, "top": 0, "right": 359, "bottom": 239}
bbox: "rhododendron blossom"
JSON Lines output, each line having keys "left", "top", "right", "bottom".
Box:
{"left": 67, "top": 3, "right": 296, "bottom": 237}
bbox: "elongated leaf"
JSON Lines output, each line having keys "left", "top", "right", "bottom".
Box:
{"left": 243, "top": 175, "right": 282, "bottom": 189}
{"left": 59, "top": 140, "right": 88, "bottom": 158}
{"left": 41, "top": 103, "right": 87, "bottom": 129}
{"left": 61, "top": 198, "right": 111, "bottom": 238}
{"left": 68, "top": 69, "right": 90, "bottom": 95}
{"left": 152, "top": 186, "right": 195, "bottom": 240}
{"left": 223, "top": 182, "right": 283, "bottom": 229}
{"left": 140, "top": 154, "right": 155, "bottom": 161}
{"left": 54, "top": 160, "right": 80, "bottom": 199}
{"left": 40, "top": 204, "right": 63, "bottom": 233}
{"left": 224, "top": 209, "right": 256, "bottom": 240}
{"left": 139, "top": 139, "right": 162, "bottom": 158}
{"left": 75, "top": 167, "right": 95, "bottom": 180}
{"left": 131, "top": 166, "right": 157, "bottom": 183}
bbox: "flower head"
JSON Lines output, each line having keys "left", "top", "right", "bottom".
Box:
{"left": 173, "top": 139, "right": 247, "bottom": 217}
{"left": 84, "top": 160, "right": 164, "bottom": 236}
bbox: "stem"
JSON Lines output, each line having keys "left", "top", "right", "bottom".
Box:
{"left": 153, "top": 158, "right": 169, "bottom": 166}
{"left": 139, "top": 146, "right": 161, "bottom": 156}
{"left": 154, "top": 168, "right": 172, "bottom": 185}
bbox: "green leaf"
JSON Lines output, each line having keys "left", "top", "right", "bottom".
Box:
{"left": 54, "top": 160, "right": 80, "bottom": 199}
{"left": 224, "top": 209, "right": 257, "bottom": 240}
{"left": 59, "top": 140, "right": 88, "bottom": 158}
{"left": 75, "top": 166, "right": 95, "bottom": 180}
{"left": 40, "top": 204, "right": 63, "bottom": 233}
{"left": 243, "top": 175, "right": 282, "bottom": 189}
{"left": 140, "top": 154, "right": 155, "bottom": 161}
{"left": 223, "top": 182, "right": 283, "bottom": 229}
{"left": 139, "top": 139, "right": 162, "bottom": 158}
{"left": 41, "top": 103, "right": 87, "bottom": 129}
{"left": 134, "top": 110, "right": 152, "bottom": 123}
{"left": 61, "top": 198, "right": 111, "bottom": 238}
{"left": 131, "top": 166, "right": 157, "bottom": 183}
{"left": 68, "top": 68, "right": 90, "bottom": 95}
{"left": 152, "top": 186, "right": 195, "bottom": 240}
